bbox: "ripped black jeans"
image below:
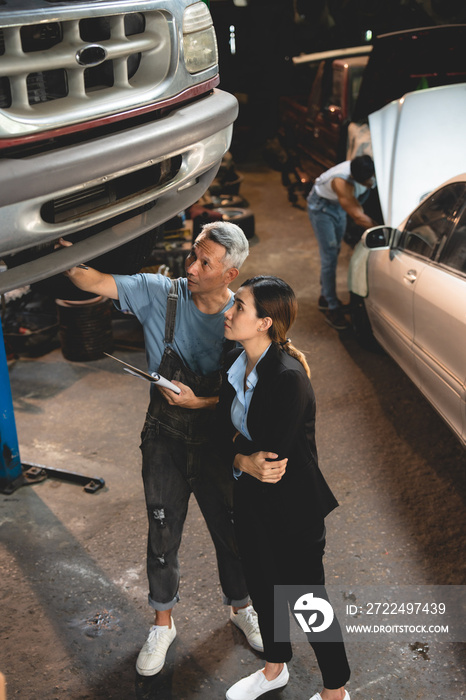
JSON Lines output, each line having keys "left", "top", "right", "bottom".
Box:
{"left": 140, "top": 412, "right": 249, "bottom": 611}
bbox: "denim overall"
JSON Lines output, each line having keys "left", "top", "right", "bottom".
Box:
{"left": 140, "top": 279, "right": 249, "bottom": 610}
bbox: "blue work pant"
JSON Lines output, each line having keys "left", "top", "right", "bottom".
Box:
{"left": 307, "top": 189, "right": 347, "bottom": 310}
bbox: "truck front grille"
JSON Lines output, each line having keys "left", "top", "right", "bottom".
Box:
{"left": 0, "top": 4, "right": 173, "bottom": 135}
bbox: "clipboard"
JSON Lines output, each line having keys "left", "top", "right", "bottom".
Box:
{"left": 104, "top": 353, "right": 181, "bottom": 394}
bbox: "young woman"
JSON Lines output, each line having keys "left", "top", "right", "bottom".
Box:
{"left": 215, "top": 276, "right": 351, "bottom": 700}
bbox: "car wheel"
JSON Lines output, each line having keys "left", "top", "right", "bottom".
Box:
{"left": 350, "top": 292, "right": 381, "bottom": 351}
{"left": 56, "top": 296, "right": 113, "bottom": 361}
{"left": 214, "top": 207, "right": 255, "bottom": 240}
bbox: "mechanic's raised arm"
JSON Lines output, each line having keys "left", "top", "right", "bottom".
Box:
{"left": 58, "top": 238, "right": 119, "bottom": 300}
{"left": 332, "top": 178, "right": 377, "bottom": 228}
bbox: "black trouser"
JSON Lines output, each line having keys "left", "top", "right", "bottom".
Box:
{"left": 234, "top": 473, "right": 350, "bottom": 689}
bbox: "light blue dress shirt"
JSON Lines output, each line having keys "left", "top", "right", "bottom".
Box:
{"left": 227, "top": 344, "right": 271, "bottom": 477}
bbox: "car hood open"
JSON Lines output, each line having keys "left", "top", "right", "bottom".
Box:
{"left": 369, "top": 82, "right": 466, "bottom": 227}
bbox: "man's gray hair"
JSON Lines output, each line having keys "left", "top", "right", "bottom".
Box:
{"left": 200, "top": 221, "right": 249, "bottom": 270}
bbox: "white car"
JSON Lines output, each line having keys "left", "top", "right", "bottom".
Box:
{"left": 348, "top": 84, "right": 466, "bottom": 447}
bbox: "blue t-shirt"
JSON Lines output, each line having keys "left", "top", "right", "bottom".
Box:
{"left": 113, "top": 274, "right": 234, "bottom": 376}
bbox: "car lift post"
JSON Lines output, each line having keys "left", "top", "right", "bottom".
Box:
{"left": 0, "top": 320, "right": 24, "bottom": 493}
{"left": 0, "top": 322, "right": 105, "bottom": 495}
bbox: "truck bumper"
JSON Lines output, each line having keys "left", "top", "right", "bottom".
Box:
{"left": 0, "top": 88, "right": 238, "bottom": 293}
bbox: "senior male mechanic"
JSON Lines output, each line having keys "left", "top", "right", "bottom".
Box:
{"left": 61, "top": 222, "right": 262, "bottom": 676}
{"left": 307, "top": 154, "right": 378, "bottom": 331}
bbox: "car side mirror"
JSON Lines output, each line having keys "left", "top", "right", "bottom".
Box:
{"left": 363, "top": 226, "right": 394, "bottom": 249}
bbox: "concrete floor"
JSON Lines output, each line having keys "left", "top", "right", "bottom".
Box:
{"left": 1, "top": 157, "right": 465, "bottom": 700}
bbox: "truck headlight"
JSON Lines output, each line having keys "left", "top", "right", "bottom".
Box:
{"left": 183, "top": 2, "right": 218, "bottom": 74}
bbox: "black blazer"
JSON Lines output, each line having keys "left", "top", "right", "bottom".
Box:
{"left": 214, "top": 343, "right": 338, "bottom": 525}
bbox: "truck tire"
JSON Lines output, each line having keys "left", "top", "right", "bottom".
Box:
{"left": 214, "top": 207, "right": 255, "bottom": 240}
{"left": 209, "top": 194, "right": 249, "bottom": 208}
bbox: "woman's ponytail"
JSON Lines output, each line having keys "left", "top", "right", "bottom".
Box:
{"left": 280, "top": 339, "right": 311, "bottom": 378}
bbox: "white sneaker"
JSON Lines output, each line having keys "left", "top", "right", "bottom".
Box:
{"left": 136, "top": 619, "right": 176, "bottom": 676}
{"left": 226, "top": 664, "right": 289, "bottom": 700}
{"left": 309, "top": 692, "right": 350, "bottom": 700}
{"left": 230, "top": 605, "right": 264, "bottom": 652}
